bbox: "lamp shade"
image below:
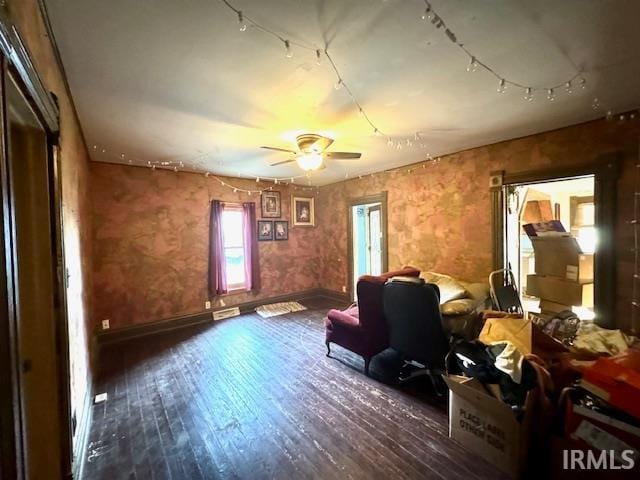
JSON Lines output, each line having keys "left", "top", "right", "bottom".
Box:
{"left": 296, "top": 153, "right": 323, "bottom": 171}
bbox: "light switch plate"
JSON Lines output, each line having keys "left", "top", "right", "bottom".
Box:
{"left": 101, "top": 319, "right": 110, "bottom": 330}
{"left": 94, "top": 393, "right": 108, "bottom": 404}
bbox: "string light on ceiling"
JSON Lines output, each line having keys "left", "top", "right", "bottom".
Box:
{"left": 216, "top": 0, "right": 598, "bottom": 168}
{"left": 524, "top": 87, "right": 533, "bottom": 102}
{"left": 237, "top": 11, "right": 246, "bottom": 32}
{"left": 96, "top": 1, "right": 635, "bottom": 188}
{"left": 219, "top": 0, "right": 434, "bottom": 167}
{"left": 90, "top": 144, "right": 320, "bottom": 194}
{"left": 588, "top": 94, "right": 639, "bottom": 125}
{"left": 419, "top": 0, "right": 586, "bottom": 102}
{"left": 217, "top": 0, "right": 397, "bottom": 144}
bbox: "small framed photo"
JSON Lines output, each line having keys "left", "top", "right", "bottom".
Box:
{"left": 257, "top": 220, "right": 273, "bottom": 241}
{"left": 274, "top": 221, "right": 288, "bottom": 241}
{"left": 261, "top": 191, "right": 281, "bottom": 218}
{"left": 292, "top": 195, "right": 315, "bottom": 227}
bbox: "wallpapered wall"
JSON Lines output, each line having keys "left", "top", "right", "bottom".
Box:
{"left": 90, "top": 163, "right": 320, "bottom": 329}
{"left": 12, "top": 0, "right": 94, "bottom": 444}
{"left": 92, "top": 117, "right": 639, "bottom": 332}
{"left": 317, "top": 117, "right": 640, "bottom": 332}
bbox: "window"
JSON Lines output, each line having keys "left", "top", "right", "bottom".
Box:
{"left": 571, "top": 200, "right": 596, "bottom": 254}
{"left": 221, "top": 204, "right": 246, "bottom": 290}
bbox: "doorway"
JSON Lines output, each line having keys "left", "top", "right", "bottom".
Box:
{"left": 0, "top": 33, "right": 72, "bottom": 480}
{"left": 348, "top": 193, "right": 388, "bottom": 301}
{"left": 503, "top": 175, "right": 595, "bottom": 319}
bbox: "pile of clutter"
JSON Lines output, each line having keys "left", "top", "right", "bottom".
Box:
{"left": 443, "top": 311, "right": 639, "bottom": 478}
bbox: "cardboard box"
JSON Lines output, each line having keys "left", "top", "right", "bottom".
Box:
{"left": 479, "top": 317, "right": 568, "bottom": 357}
{"left": 444, "top": 375, "right": 534, "bottom": 478}
{"left": 526, "top": 274, "right": 593, "bottom": 307}
{"left": 538, "top": 299, "right": 573, "bottom": 314}
{"left": 522, "top": 200, "right": 553, "bottom": 223}
{"left": 531, "top": 236, "right": 593, "bottom": 281}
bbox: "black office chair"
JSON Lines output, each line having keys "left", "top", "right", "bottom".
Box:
{"left": 383, "top": 277, "right": 449, "bottom": 393}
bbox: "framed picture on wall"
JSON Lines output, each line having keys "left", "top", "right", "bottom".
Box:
{"left": 291, "top": 195, "right": 315, "bottom": 227}
{"left": 261, "top": 191, "right": 281, "bottom": 218}
{"left": 274, "top": 221, "right": 288, "bottom": 240}
{"left": 257, "top": 220, "right": 273, "bottom": 241}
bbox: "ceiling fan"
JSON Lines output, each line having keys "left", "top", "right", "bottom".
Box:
{"left": 261, "top": 133, "right": 361, "bottom": 171}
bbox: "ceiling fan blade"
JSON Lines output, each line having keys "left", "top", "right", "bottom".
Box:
{"left": 270, "top": 159, "right": 296, "bottom": 167}
{"left": 325, "top": 152, "right": 362, "bottom": 160}
{"left": 261, "top": 146, "right": 298, "bottom": 154}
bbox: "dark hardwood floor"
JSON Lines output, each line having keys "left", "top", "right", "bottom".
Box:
{"left": 84, "top": 297, "right": 507, "bottom": 480}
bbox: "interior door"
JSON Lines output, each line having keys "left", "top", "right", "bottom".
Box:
{"left": 348, "top": 193, "right": 389, "bottom": 302}
{"left": 2, "top": 69, "right": 63, "bottom": 479}
{"left": 368, "top": 204, "right": 382, "bottom": 276}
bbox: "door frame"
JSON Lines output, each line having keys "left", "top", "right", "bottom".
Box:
{"left": 0, "top": 9, "right": 71, "bottom": 479}
{"left": 490, "top": 154, "right": 621, "bottom": 327}
{"left": 367, "top": 203, "right": 382, "bottom": 276}
{"left": 347, "top": 192, "right": 389, "bottom": 300}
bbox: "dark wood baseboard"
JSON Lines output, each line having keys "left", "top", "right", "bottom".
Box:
{"left": 71, "top": 377, "right": 93, "bottom": 480}
{"left": 97, "top": 310, "right": 215, "bottom": 346}
{"left": 96, "top": 288, "right": 347, "bottom": 346}
{"left": 315, "top": 288, "right": 351, "bottom": 304}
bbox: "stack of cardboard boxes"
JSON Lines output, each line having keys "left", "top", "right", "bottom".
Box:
{"left": 524, "top": 223, "right": 594, "bottom": 315}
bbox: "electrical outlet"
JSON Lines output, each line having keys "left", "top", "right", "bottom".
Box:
{"left": 101, "top": 319, "right": 110, "bottom": 330}
{"left": 220, "top": 299, "right": 226, "bottom": 307}
{"left": 205, "top": 300, "right": 211, "bottom": 310}
{"left": 94, "top": 392, "right": 108, "bottom": 404}
{"left": 342, "top": 285, "right": 347, "bottom": 293}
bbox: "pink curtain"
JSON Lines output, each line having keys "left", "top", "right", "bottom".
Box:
{"left": 208, "top": 200, "right": 228, "bottom": 296}
{"left": 242, "top": 202, "right": 260, "bottom": 291}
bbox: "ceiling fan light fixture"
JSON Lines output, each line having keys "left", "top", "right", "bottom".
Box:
{"left": 296, "top": 153, "right": 323, "bottom": 171}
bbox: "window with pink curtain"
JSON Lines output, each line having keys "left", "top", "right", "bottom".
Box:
{"left": 209, "top": 201, "right": 259, "bottom": 297}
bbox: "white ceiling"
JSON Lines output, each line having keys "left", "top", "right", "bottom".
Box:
{"left": 45, "top": 0, "right": 640, "bottom": 185}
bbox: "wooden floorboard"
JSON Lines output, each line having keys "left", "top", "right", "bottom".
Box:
{"left": 83, "top": 297, "right": 508, "bottom": 480}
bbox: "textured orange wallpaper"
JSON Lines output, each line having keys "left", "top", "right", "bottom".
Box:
{"left": 317, "top": 117, "right": 640, "bottom": 331}
{"left": 92, "top": 117, "right": 639, "bottom": 332}
{"left": 90, "top": 163, "right": 321, "bottom": 329}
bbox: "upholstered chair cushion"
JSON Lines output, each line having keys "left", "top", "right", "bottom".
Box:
{"left": 422, "top": 271, "right": 468, "bottom": 304}
{"left": 441, "top": 298, "right": 477, "bottom": 316}
{"left": 326, "top": 309, "right": 360, "bottom": 330}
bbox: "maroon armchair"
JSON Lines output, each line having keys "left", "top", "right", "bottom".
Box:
{"left": 324, "top": 266, "right": 421, "bottom": 375}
